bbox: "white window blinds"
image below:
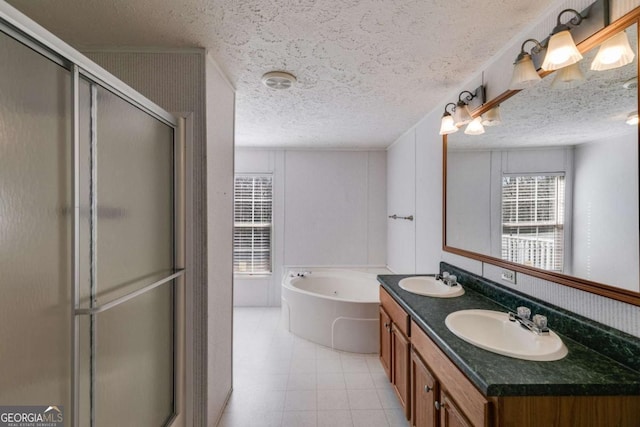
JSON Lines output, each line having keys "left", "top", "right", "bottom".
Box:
{"left": 501, "top": 174, "right": 565, "bottom": 272}
{"left": 234, "top": 174, "right": 273, "bottom": 274}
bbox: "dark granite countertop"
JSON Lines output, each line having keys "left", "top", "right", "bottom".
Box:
{"left": 378, "top": 274, "right": 640, "bottom": 397}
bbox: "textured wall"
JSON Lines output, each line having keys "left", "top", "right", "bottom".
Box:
{"left": 84, "top": 50, "right": 210, "bottom": 424}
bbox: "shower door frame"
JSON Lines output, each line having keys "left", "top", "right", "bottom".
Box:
{"left": 0, "top": 3, "right": 187, "bottom": 427}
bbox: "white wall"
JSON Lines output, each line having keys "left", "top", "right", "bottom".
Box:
{"left": 573, "top": 134, "right": 639, "bottom": 290}
{"left": 386, "top": 0, "right": 640, "bottom": 338}
{"left": 205, "top": 52, "right": 235, "bottom": 426}
{"left": 234, "top": 149, "right": 387, "bottom": 307}
{"left": 387, "top": 132, "right": 417, "bottom": 273}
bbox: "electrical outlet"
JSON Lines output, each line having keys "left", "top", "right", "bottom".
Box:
{"left": 501, "top": 269, "right": 516, "bottom": 284}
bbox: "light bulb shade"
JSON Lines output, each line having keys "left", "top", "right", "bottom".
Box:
{"left": 481, "top": 106, "right": 501, "bottom": 126}
{"left": 509, "top": 54, "right": 541, "bottom": 90}
{"left": 627, "top": 111, "right": 639, "bottom": 125}
{"left": 453, "top": 103, "right": 472, "bottom": 126}
{"left": 439, "top": 114, "right": 459, "bottom": 135}
{"left": 541, "top": 30, "right": 583, "bottom": 71}
{"left": 464, "top": 117, "right": 485, "bottom": 135}
{"left": 551, "top": 62, "right": 584, "bottom": 88}
{"left": 591, "top": 31, "right": 636, "bottom": 71}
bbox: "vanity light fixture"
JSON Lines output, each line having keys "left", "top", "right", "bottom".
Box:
{"left": 453, "top": 90, "right": 478, "bottom": 126}
{"left": 464, "top": 116, "right": 485, "bottom": 135}
{"left": 481, "top": 106, "right": 501, "bottom": 126}
{"left": 591, "top": 31, "right": 636, "bottom": 71}
{"left": 551, "top": 62, "right": 584, "bottom": 88}
{"left": 509, "top": 39, "right": 544, "bottom": 90}
{"left": 439, "top": 103, "right": 459, "bottom": 135}
{"left": 626, "top": 111, "right": 639, "bottom": 125}
{"left": 541, "top": 9, "right": 585, "bottom": 71}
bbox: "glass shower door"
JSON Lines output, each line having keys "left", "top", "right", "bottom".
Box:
{"left": 85, "top": 85, "right": 176, "bottom": 427}
{"left": 0, "top": 22, "right": 182, "bottom": 427}
{"left": 0, "top": 28, "right": 73, "bottom": 411}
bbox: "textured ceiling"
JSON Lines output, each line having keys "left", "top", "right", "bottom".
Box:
{"left": 8, "top": 0, "right": 556, "bottom": 148}
{"left": 449, "top": 24, "right": 638, "bottom": 150}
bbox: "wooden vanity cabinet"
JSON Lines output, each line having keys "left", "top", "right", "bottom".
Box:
{"left": 411, "top": 350, "right": 439, "bottom": 427}
{"left": 379, "top": 306, "right": 392, "bottom": 378}
{"left": 440, "top": 390, "right": 473, "bottom": 427}
{"left": 380, "top": 286, "right": 640, "bottom": 427}
{"left": 380, "top": 287, "right": 411, "bottom": 418}
{"left": 411, "top": 319, "right": 491, "bottom": 427}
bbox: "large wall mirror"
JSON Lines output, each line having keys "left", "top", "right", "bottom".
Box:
{"left": 444, "top": 8, "right": 640, "bottom": 305}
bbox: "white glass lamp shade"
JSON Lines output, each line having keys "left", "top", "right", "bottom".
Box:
{"left": 551, "top": 62, "right": 584, "bottom": 88}
{"left": 626, "top": 111, "right": 639, "bottom": 125}
{"left": 439, "top": 114, "right": 459, "bottom": 135}
{"left": 541, "top": 30, "right": 583, "bottom": 71}
{"left": 464, "top": 117, "right": 485, "bottom": 135}
{"left": 591, "top": 31, "right": 636, "bottom": 71}
{"left": 509, "top": 54, "right": 541, "bottom": 90}
{"left": 453, "top": 103, "right": 473, "bottom": 126}
{"left": 481, "top": 106, "right": 501, "bottom": 126}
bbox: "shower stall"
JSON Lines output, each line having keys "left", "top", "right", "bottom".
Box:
{"left": 0, "top": 4, "right": 185, "bottom": 427}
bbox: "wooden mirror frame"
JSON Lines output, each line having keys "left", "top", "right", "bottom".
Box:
{"left": 443, "top": 6, "right": 640, "bottom": 306}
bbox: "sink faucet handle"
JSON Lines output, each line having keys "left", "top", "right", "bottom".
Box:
{"left": 533, "top": 314, "right": 548, "bottom": 329}
{"left": 517, "top": 306, "right": 531, "bottom": 320}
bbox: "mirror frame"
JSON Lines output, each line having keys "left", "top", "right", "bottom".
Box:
{"left": 443, "top": 6, "right": 640, "bottom": 306}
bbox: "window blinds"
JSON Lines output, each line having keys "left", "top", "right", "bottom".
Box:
{"left": 501, "top": 175, "right": 565, "bottom": 272}
{"left": 234, "top": 175, "right": 273, "bottom": 274}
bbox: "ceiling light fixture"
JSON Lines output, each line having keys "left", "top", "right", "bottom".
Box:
{"left": 626, "top": 111, "right": 639, "bottom": 125}
{"left": 261, "top": 71, "right": 297, "bottom": 90}
{"left": 481, "top": 106, "right": 502, "bottom": 126}
{"left": 509, "top": 39, "right": 544, "bottom": 90}
{"left": 439, "top": 103, "right": 459, "bottom": 135}
{"left": 464, "top": 116, "right": 485, "bottom": 135}
{"left": 591, "top": 31, "right": 636, "bottom": 71}
{"left": 541, "top": 9, "right": 585, "bottom": 71}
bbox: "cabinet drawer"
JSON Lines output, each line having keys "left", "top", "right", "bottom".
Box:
{"left": 411, "top": 320, "right": 490, "bottom": 427}
{"left": 380, "top": 287, "right": 410, "bottom": 337}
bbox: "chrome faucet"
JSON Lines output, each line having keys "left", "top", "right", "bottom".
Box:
{"left": 290, "top": 271, "right": 312, "bottom": 278}
{"left": 435, "top": 271, "right": 458, "bottom": 287}
{"left": 508, "top": 306, "right": 549, "bottom": 335}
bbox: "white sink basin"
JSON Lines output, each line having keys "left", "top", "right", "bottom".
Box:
{"left": 398, "top": 276, "right": 465, "bottom": 298}
{"left": 445, "top": 309, "right": 568, "bottom": 361}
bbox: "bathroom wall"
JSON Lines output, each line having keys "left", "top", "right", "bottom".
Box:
{"left": 234, "top": 148, "right": 387, "bottom": 306}
{"left": 386, "top": 0, "right": 640, "bottom": 338}
{"left": 86, "top": 49, "right": 235, "bottom": 426}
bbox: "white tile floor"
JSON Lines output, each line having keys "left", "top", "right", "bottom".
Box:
{"left": 219, "top": 307, "right": 410, "bottom": 427}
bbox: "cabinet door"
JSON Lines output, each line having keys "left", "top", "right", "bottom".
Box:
{"left": 379, "top": 306, "right": 392, "bottom": 380}
{"left": 441, "top": 391, "right": 473, "bottom": 427}
{"left": 411, "top": 351, "right": 438, "bottom": 427}
{"left": 392, "top": 325, "right": 411, "bottom": 417}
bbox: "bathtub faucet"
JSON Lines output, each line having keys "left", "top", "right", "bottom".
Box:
{"left": 291, "top": 271, "right": 312, "bottom": 278}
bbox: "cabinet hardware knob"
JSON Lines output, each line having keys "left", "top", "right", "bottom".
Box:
{"left": 384, "top": 322, "right": 389, "bottom": 328}
{"left": 435, "top": 401, "right": 440, "bottom": 410}
{"left": 424, "top": 385, "right": 432, "bottom": 393}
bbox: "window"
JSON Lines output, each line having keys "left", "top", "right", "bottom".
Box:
{"left": 501, "top": 174, "right": 565, "bottom": 272}
{"left": 234, "top": 174, "right": 273, "bottom": 274}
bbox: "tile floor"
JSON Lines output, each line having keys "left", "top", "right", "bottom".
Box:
{"left": 219, "top": 307, "right": 410, "bottom": 427}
